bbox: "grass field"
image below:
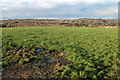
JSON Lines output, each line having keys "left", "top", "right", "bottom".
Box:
{"left": 2, "top": 27, "right": 119, "bottom": 79}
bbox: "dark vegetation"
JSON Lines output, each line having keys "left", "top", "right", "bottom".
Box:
{"left": 0, "top": 18, "right": 119, "bottom": 27}
{"left": 2, "top": 27, "right": 119, "bottom": 79}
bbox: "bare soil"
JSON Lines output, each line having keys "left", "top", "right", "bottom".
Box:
{"left": 2, "top": 47, "right": 72, "bottom": 79}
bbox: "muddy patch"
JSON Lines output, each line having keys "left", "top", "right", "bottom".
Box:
{"left": 2, "top": 47, "right": 72, "bottom": 79}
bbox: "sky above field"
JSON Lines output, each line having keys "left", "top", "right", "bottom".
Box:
{"left": 1, "top": 0, "right": 119, "bottom": 19}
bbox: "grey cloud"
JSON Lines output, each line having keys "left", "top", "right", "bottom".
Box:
{"left": 1, "top": 2, "right": 118, "bottom": 19}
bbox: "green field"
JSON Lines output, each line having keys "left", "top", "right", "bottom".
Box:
{"left": 2, "top": 27, "right": 119, "bottom": 79}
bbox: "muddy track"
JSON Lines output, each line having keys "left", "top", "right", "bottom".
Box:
{"left": 2, "top": 47, "right": 72, "bottom": 79}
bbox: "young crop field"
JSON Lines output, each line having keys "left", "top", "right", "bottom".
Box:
{"left": 2, "top": 27, "right": 119, "bottom": 79}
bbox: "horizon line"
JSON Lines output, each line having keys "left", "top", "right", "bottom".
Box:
{"left": 0, "top": 17, "right": 118, "bottom": 20}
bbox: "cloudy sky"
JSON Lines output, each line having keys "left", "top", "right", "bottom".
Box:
{"left": 1, "top": 0, "right": 119, "bottom": 19}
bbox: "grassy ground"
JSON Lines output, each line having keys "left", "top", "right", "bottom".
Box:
{"left": 2, "top": 27, "right": 119, "bottom": 79}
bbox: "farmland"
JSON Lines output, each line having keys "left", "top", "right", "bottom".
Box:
{"left": 2, "top": 27, "right": 119, "bottom": 79}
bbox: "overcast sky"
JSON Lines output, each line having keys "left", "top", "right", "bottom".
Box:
{"left": 1, "top": 0, "right": 119, "bottom": 19}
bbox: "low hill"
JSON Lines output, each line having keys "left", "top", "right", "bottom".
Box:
{"left": 0, "top": 18, "right": 119, "bottom": 28}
